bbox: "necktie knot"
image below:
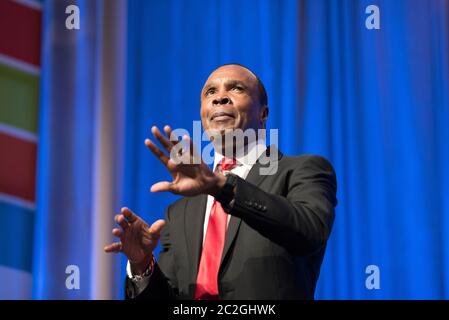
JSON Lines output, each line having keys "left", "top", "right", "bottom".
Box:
{"left": 219, "top": 157, "right": 237, "bottom": 172}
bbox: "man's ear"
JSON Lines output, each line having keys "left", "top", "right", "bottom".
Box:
{"left": 260, "top": 106, "right": 269, "bottom": 128}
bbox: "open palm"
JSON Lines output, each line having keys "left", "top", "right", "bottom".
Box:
{"left": 104, "top": 207, "right": 165, "bottom": 268}
{"left": 145, "top": 125, "right": 219, "bottom": 196}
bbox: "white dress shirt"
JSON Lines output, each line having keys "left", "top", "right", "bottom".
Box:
{"left": 127, "top": 139, "right": 267, "bottom": 296}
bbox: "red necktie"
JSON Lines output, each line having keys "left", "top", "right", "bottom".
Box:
{"left": 194, "top": 157, "right": 237, "bottom": 300}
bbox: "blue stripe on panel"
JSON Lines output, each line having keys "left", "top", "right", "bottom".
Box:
{"left": 0, "top": 201, "right": 34, "bottom": 272}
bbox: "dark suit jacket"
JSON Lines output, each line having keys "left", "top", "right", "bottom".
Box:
{"left": 126, "top": 146, "right": 337, "bottom": 300}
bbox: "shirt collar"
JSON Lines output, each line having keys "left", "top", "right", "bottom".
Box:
{"left": 213, "top": 138, "right": 267, "bottom": 172}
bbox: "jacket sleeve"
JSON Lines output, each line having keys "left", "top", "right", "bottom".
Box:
{"left": 124, "top": 206, "right": 181, "bottom": 300}
{"left": 227, "top": 155, "right": 337, "bottom": 256}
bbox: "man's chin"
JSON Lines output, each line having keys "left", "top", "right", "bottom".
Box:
{"left": 206, "top": 126, "right": 254, "bottom": 152}
{"left": 208, "top": 125, "right": 236, "bottom": 135}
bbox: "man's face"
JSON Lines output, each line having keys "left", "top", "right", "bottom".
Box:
{"left": 200, "top": 65, "right": 265, "bottom": 134}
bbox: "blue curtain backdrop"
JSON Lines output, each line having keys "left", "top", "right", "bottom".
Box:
{"left": 34, "top": 0, "right": 449, "bottom": 299}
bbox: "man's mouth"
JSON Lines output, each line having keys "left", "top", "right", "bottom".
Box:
{"left": 210, "top": 111, "right": 235, "bottom": 121}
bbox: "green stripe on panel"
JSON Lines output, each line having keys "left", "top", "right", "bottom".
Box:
{"left": 0, "top": 63, "right": 39, "bottom": 133}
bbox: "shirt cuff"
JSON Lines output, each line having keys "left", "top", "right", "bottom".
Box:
{"left": 126, "top": 260, "right": 152, "bottom": 297}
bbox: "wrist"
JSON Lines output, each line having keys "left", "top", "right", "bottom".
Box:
{"left": 211, "top": 173, "right": 238, "bottom": 209}
{"left": 130, "top": 253, "right": 154, "bottom": 276}
{"left": 207, "top": 173, "right": 227, "bottom": 197}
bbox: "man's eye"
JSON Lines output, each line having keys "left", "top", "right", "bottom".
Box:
{"left": 206, "top": 89, "right": 215, "bottom": 96}
{"left": 232, "top": 86, "right": 244, "bottom": 92}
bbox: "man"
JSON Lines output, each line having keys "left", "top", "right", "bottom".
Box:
{"left": 104, "top": 64, "right": 337, "bottom": 299}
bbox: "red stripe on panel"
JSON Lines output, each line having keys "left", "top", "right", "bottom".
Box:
{"left": 0, "top": 133, "right": 37, "bottom": 202}
{"left": 0, "top": 0, "right": 42, "bottom": 66}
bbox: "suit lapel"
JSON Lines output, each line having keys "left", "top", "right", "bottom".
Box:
{"left": 184, "top": 194, "right": 207, "bottom": 284}
{"left": 219, "top": 145, "right": 283, "bottom": 269}
{"left": 184, "top": 146, "right": 284, "bottom": 279}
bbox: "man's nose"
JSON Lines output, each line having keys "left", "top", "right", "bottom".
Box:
{"left": 212, "top": 96, "right": 231, "bottom": 105}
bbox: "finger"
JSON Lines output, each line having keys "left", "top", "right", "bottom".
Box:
{"left": 183, "top": 134, "right": 202, "bottom": 164}
{"left": 152, "top": 126, "right": 175, "bottom": 154}
{"left": 169, "top": 141, "right": 184, "bottom": 164}
{"left": 176, "top": 135, "right": 201, "bottom": 165}
{"left": 115, "top": 214, "right": 129, "bottom": 230}
{"left": 104, "top": 242, "right": 122, "bottom": 253}
{"left": 148, "top": 219, "right": 166, "bottom": 238}
{"left": 166, "top": 158, "right": 181, "bottom": 171}
{"left": 112, "top": 228, "right": 123, "bottom": 238}
{"left": 150, "top": 181, "right": 174, "bottom": 193}
{"left": 164, "top": 126, "right": 183, "bottom": 161}
{"left": 163, "top": 125, "right": 180, "bottom": 145}
{"left": 121, "top": 207, "right": 138, "bottom": 223}
{"left": 145, "top": 138, "right": 170, "bottom": 166}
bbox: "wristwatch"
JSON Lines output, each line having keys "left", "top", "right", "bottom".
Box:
{"left": 215, "top": 173, "right": 238, "bottom": 210}
{"left": 130, "top": 255, "right": 155, "bottom": 283}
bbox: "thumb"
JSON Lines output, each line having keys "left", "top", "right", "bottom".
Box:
{"left": 148, "top": 219, "right": 166, "bottom": 237}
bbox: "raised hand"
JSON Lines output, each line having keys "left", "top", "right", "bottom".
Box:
{"left": 104, "top": 207, "right": 165, "bottom": 274}
{"left": 145, "top": 125, "right": 226, "bottom": 197}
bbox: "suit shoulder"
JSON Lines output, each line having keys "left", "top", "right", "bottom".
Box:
{"left": 164, "top": 196, "right": 188, "bottom": 220}
{"left": 282, "top": 154, "right": 336, "bottom": 174}
{"left": 282, "top": 154, "right": 337, "bottom": 197}
{"left": 167, "top": 196, "right": 188, "bottom": 212}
